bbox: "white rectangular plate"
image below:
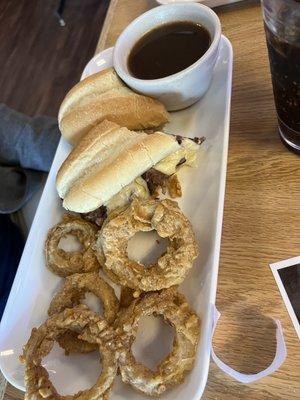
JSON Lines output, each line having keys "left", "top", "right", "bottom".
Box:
{"left": 0, "top": 35, "right": 232, "bottom": 400}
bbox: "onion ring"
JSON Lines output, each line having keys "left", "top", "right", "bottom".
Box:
{"left": 21, "top": 306, "right": 117, "bottom": 400}
{"left": 116, "top": 288, "right": 200, "bottom": 396}
{"left": 95, "top": 199, "right": 198, "bottom": 291}
{"left": 45, "top": 215, "right": 100, "bottom": 277}
{"left": 48, "top": 273, "right": 119, "bottom": 354}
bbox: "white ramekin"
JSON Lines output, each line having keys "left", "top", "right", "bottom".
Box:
{"left": 113, "top": 3, "right": 221, "bottom": 111}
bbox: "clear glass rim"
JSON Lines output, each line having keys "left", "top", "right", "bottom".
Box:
{"left": 262, "top": 0, "right": 300, "bottom": 38}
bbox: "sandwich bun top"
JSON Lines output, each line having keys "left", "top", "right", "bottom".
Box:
{"left": 56, "top": 120, "right": 141, "bottom": 198}
{"left": 58, "top": 69, "right": 122, "bottom": 123}
{"left": 58, "top": 68, "right": 169, "bottom": 145}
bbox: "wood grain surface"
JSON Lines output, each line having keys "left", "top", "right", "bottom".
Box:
{"left": 4, "top": 0, "right": 300, "bottom": 399}
{"left": 0, "top": 0, "right": 109, "bottom": 117}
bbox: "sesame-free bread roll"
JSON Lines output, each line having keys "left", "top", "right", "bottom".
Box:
{"left": 62, "top": 131, "right": 180, "bottom": 213}
{"left": 58, "top": 68, "right": 123, "bottom": 123}
{"left": 56, "top": 120, "right": 144, "bottom": 198}
{"left": 60, "top": 87, "right": 169, "bottom": 145}
{"left": 58, "top": 68, "right": 169, "bottom": 145}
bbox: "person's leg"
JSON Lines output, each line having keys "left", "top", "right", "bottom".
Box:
{"left": 0, "top": 103, "right": 60, "bottom": 172}
{"left": 0, "top": 103, "right": 60, "bottom": 213}
{"left": 0, "top": 166, "right": 44, "bottom": 214}
{"left": 0, "top": 214, "right": 24, "bottom": 319}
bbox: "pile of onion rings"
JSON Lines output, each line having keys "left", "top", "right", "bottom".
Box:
{"left": 22, "top": 198, "right": 200, "bottom": 399}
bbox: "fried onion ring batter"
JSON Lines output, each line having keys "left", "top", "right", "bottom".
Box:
{"left": 116, "top": 288, "right": 200, "bottom": 396}
{"left": 45, "top": 215, "right": 100, "bottom": 277}
{"left": 48, "top": 273, "right": 119, "bottom": 354}
{"left": 96, "top": 199, "right": 198, "bottom": 291}
{"left": 21, "top": 306, "right": 117, "bottom": 400}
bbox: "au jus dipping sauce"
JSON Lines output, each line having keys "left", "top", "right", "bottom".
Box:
{"left": 128, "top": 21, "right": 211, "bottom": 80}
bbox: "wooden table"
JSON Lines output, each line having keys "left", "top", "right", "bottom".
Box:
{"left": 4, "top": 0, "right": 300, "bottom": 399}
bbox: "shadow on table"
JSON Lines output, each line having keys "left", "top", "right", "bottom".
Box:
{"left": 212, "top": 300, "right": 278, "bottom": 374}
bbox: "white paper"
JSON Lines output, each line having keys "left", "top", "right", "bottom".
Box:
{"left": 270, "top": 256, "right": 300, "bottom": 340}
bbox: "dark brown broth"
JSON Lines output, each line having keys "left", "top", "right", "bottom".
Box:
{"left": 128, "top": 21, "right": 211, "bottom": 80}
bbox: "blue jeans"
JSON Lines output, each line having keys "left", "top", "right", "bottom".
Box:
{"left": 0, "top": 215, "right": 24, "bottom": 319}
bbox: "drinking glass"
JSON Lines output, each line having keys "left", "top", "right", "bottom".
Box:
{"left": 261, "top": 0, "right": 300, "bottom": 153}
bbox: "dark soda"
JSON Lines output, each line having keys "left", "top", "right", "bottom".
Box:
{"left": 263, "top": 2, "right": 300, "bottom": 153}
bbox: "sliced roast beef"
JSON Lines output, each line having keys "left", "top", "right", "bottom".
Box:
{"left": 81, "top": 205, "right": 107, "bottom": 227}
{"left": 142, "top": 168, "right": 169, "bottom": 196}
